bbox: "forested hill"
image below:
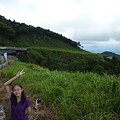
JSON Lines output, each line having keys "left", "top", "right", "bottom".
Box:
{"left": 0, "top": 15, "right": 81, "bottom": 51}
{"left": 0, "top": 15, "right": 120, "bottom": 75}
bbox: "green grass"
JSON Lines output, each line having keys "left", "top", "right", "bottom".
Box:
{"left": 1, "top": 61, "right": 120, "bottom": 120}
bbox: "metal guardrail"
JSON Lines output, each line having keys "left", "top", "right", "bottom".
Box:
{"left": 0, "top": 53, "right": 8, "bottom": 69}
{"left": 0, "top": 53, "right": 7, "bottom": 119}
{"left": 0, "top": 105, "right": 6, "bottom": 120}
{"left": 0, "top": 61, "right": 8, "bottom": 69}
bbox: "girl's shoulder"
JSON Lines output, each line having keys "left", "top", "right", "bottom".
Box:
{"left": 25, "top": 98, "right": 30, "bottom": 103}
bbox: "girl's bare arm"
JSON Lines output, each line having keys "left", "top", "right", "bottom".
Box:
{"left": 4, "top": 70, "right": 25, "bottom": 96}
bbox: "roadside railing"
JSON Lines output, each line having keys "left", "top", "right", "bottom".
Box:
{"left": 0, "top": 53, "right": 7, "bottom": 120}
{"left": 0, "top": 53, "right": 8, "bottom": 69}
{"left": 0, "top": 105, "right": 6, "bottom": 120}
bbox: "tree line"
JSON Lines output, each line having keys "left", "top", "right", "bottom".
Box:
{"left": 0, "top": 15, "right": 80, "bottom": 49}
{"left": 19, "top": 47, "right": 120, "bottom": 75}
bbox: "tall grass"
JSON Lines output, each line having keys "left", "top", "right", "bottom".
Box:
{"left": 1, "top": 61, "right": 120, "bottom": 120}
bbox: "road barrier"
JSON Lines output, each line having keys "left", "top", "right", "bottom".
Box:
{"left": 0, "top": 53, "right": 8, "bottom": 69}
{"left": 0, "top": 105, "right": 6, "bottom": 120}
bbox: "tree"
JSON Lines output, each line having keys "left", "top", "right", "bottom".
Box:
{"left": 93, "top": 65, "right": 105, "bottom": 75}
{"left": 111, "top": 56, "right": 119, "bottom": 65}
{"left": 77, "top": 42, "right": 84, "bottom": 48}
{"left": 0, "top": 22, "right": 15, "bottom": 39}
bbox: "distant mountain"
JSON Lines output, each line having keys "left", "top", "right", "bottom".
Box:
{"left": 101, "top": 51, "right": 120, "bottom": 60}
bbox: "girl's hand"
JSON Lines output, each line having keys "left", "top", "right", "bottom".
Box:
{"left": 33, "top": 99, "right": 41, "bottom": 111}
{"left": 16, "top": 70, "right": 25, "bottom": 77}
{"left": 35, "top": 99, "right": 40, "bottom": 106}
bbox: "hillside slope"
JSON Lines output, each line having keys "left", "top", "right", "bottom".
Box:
{"left": 0, "top": 15, "right": 120, "bottom": 75}
{"left": 1, "top": 61, "right": 120, "bottom": 120}
{"left": 0, "top": 15, "right": 82, "bottom": 51}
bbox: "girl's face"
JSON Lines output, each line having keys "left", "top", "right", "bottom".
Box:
{"left": 12, "top": 85, "right": 23, "bottom": 97}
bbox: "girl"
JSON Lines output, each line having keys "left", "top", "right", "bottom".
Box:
{"left": 4, "top": 70, "right": 39, "bottom": 120}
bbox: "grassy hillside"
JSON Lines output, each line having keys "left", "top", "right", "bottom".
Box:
{"left": 0, "top": 15, "right": 81, "bottom": 51}
{"left": 0, "top": 15, "right": 120, "bottom": 75}
{"left": 19, "top": 47, "right": 105, "bottom": 73}
{"left": 1, "top": 61, "right": 120, "bottom": 120}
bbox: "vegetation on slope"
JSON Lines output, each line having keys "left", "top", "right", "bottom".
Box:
{"left": 0, "top": 15, "right": 81, "bottom": 51}
{"left": 0, "top": 15, "right": 120, "bottom": 75}
{"left": 19, "top": 47, "right": 120, "bottom": 75}
{"left": 1, "top": 61, "right": 120, "bottom": 120}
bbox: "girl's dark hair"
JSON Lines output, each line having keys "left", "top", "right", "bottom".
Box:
{"left": 11, "top": 83, "right": 26, "bottom": 106}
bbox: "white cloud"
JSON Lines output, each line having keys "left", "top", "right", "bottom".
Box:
{"left": 97, "top": 38, "right": 120, "bottom": 45}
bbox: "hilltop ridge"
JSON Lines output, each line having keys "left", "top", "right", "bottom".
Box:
{"left": 101, "top": 51, "right": 120, "bottom": 60}
{"left": 0, "top": 15, "right": 83, "bottom": 51}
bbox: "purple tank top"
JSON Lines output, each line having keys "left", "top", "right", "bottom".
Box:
{"left": 10, "top": 94, "right": 30, "bottom": 120}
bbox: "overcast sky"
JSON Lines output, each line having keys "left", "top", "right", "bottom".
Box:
{"left": 0, "top": 0, "right": 120, "bottom": 54}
